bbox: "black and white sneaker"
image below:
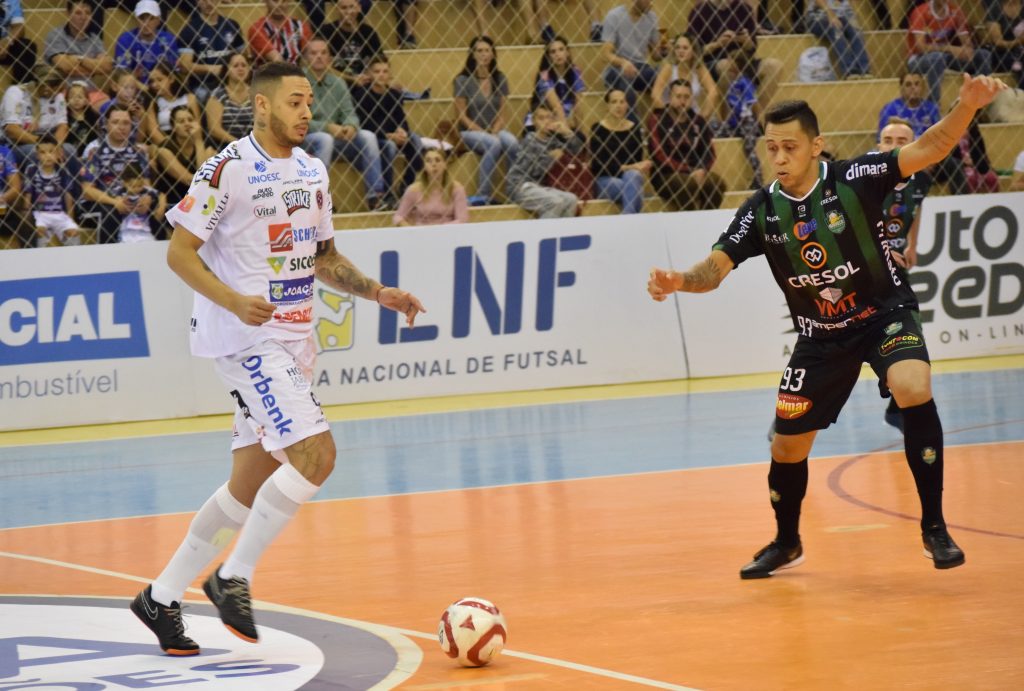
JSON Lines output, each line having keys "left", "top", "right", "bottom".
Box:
{"left": 740, "top": 541, "right": 804, "bottom": 579}
{"left": 203, "top": 566, "right": 259, "bottom": 642}
{"left": 130, "top": 586, "right": 200, "bottom": 655}
{"left": 923, "top": 525, "right": 965, "bottom": 569}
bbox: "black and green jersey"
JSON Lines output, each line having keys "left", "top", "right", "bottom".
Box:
{"left": 713, "top": 150, "right": 918, "bottom": 340}
{"left": 881, "top": 171, "right": 931, "bottom": 251}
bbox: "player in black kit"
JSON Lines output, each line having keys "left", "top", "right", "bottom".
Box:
{"left": 648, "top": 74, "right": 1007, "bottom": 579}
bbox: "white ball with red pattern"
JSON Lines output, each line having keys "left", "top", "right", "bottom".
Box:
{"left": 437, "top": 597, "right": 508, "bottom": 667}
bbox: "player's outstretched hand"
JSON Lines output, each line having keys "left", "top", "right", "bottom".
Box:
{"left": 648, "top": 268, "right": 681, "bottom": 302}
{"left": 233, "top": 295, "right": 277, "bottom": 326}
{"left": 378, "top": 287, "right": 427, "bottom": 327}
{"left": 958, "top": 73, "right": 1008, "bottom": 110}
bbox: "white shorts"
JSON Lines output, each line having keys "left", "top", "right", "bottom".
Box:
{"left": 214, "top": 336, "right": 329, "bottom": 455}
{"left": 33, "top": 211, "right": 78, "bottom": 240}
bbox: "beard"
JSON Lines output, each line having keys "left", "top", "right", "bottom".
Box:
{"left": 269, "top": 111, "right": 304, "bottom": 148}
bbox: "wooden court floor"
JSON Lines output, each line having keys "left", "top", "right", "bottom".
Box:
{"left": 1, "top": 358, "right": 1022, "bottom": 690}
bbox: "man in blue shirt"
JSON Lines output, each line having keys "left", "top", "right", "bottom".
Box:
{"left": 178, "top": 0, "right": 245, "bottom": 104}
{"left": 878, "top": 70, "right": 942, "bottom": 137}
{"left": 115, "top": 0, "right": 180, "bottom": 84}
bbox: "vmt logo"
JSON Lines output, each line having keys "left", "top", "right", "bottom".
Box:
{"left": 0, "top": 272, "right": 150, "bottom": 366}
{"left": 377, "top": 234, "right": 590, "bottom": 344}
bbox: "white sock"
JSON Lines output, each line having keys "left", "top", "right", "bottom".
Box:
{"left": 150, "top": 484, "right": 249, "bottom": 606}
{"left": 219, "top": 463, "right": 320, "bottom": 583}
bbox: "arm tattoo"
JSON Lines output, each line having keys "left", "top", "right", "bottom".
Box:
{"left": 681, "top": 256, "right": 722, "bottom": 293}
{"left": 315, "top": 243, "right": 378, "bottom": 299}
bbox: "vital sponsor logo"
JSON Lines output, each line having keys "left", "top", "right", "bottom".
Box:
{"left": 795, "top": 219, "right": 817, "bottom": 240}
{"left": 176, "top": 195, "right": 195, "bottom": 212}
{"left": 776, "top": 392, "right": 812, "bottom": 419}
{"left": 846, "top": 160, "right": 888, "bottom": 181}
{"left": 826, "top": 211, "right": 845, "bottom": 234}
{"left": 268, "top": 223, "right": 293, "bottom": 253}
{"left": 814, "top": 289, "right": 858, "bottom": 317}
{"left": 289, "top": 254, "right": 316, "bottom": 271}
{"left": 274, "top": 306, "right": 313, "bottom": 323}
{"left": 267, "top": 257, "right": 286, "bottom": 274}
{"left": 252, "top": 186, "right": 274, "bottom": 200}
{"left": 788, "top": 260, "right": 861, "bottom": 288}
{"left": 241, "top": 355, "right": 293, "bottom": 435}
{"left": 801, "top": 242, "right": 827, "bottom": 269}
{"left": 282, "top": 188, "right": 311, "bottom": 215}
{"left": 269, "top": 276, "right": 315, "bottom": 304}
{"left": 194, "top": 145, "right": 240, "bottom": 188}
{"left": 0, "top": 272, "right": 150, "bottom": 365}
{"left": 254, "top": 205, "right": 277, "bottom": 218}
{"left": 879, "top": 332, "right": 923, "bottom": 357}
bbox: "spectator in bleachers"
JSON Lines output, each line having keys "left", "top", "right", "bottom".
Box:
{"left": 524, "top": 36, "right": 586, "bottom": 133}
{"left": 325, "top": 0, "right": 382, "bottom": 86}
{"left": 250, "top": 0, "right": 311, "bottom": 67}
{"left": 651, "top": 33, "right": 719, "bottom": 119}
{"left": 600, "top": 0, "right": 661, "bottom": 121}
{"left": 99, "top": 70, "right": 145, "bottom": 140}
{"left": 527, "top": 0, "right": 604, "bottom": 45}
{"left": 648, "top": 80, "right": 724, "bottom": 211}
{"left": 878, "top": 70, "right": 941, "bottom": 136}
{"left": 804, "top": 0, "right": 871, "bottom": 79}
{"left": 24, "top": 134, "right": 81, "bottom": 247}
{"left": 302, "top": 39, "right": 388, "bottom": 210}
{"left": 0, "top": 0, "right": 36, "bottom": 84}
{"left": 45, "top": 0, "right": 114, "bottom": 93}
{"left": 393, "top": 147, "right": 469, "bottom": 225}
{"left": 80, "top": 105, "right": 152, "bottom": 244}
{"left": 956, "top": 110, "right": 999, "bottom": 194}
{"left": 454, "top": 36, "right": 519, "bottom": 206}
{"left": 506, "top": 103, "right": 583, "bottom": 218}
{"left": 589, "top": 88, "right": 649, "bottom": 214}
{"left": 143, "top": 61, "right": 202, "bottom": 148}
{"left": 65, "top": 81, "right": 101, "bottom": 156}
{"left": 1012, "top": 148, "right": 1024, "bottom": 190}
{"left": 0, "top": 137, "right": 30, "bottom": 247}
{"left": 111, "top": 161, "right": 165, "bottom": 242}
{"left": 178, "top": 0, "right": 246, "bottom": 104}
{"left": 688, "top": 0, "right": 781, "bottom": 120}
{"left": 116, "top": 1, "right": 181, "bottom": 84}
{"left": 985, "top": 0, "right": 1024, "bottom": 89}
{"left": 353, "top": 0, "right": 419, "bottom": 48}
{"left": 906, "top": 0, "right": 993, "bottom": 106}
{"left": 206, "top": 52, "right": 254, "bottom": 146}
{"left": 719, "top": 47, "right": 763, "bottom": 188}
{"left": 154, "top": 105, "right": 213, "bottom": 205}
{"left": 353, "top": 54, "right": 423, "bottom": 205}
{"left": 1, "top": 65, "right": 71, "bottom": 164}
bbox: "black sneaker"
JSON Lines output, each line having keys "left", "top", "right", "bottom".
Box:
{"left": 740, "top": 541, "right": 804, "bottom": 579}
{"left": 589, "top": 23, "right": 603, "bottom": 42}
{"left": 130, "top": 586, "right": 200, "bottom": 656}
{"left": 203, "top": 566, "right": 259, "bottom": 642}
{"left": 923, "top": 525, "right": 965, "bottom": 569}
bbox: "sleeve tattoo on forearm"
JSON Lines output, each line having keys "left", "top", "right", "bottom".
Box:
{"left": 682, "top": 256, "right": 722, "bottom": 292}
{"left": 315, "top": 249, "right": 377, "bottom": 298}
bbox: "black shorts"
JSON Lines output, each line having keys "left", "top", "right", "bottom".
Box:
{"left": 773, "top": 309, "right": 930, "bottom": 435}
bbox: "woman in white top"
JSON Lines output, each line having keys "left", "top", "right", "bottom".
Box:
{"left": 650, "top": 34, "right": 719, "bottom": 119}
{"left": 142, "top": 61, "right": 201, "bottom": 148}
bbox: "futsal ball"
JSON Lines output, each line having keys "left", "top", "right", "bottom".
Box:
{"left": 438, "top": 597, "right": 508, "bottom": 667}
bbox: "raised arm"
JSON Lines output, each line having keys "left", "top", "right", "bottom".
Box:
{"left": 648, "top": 249, "right": 735, "bottom": 301}
{"left": 898, "top": 74, "right": 1007, "bottom": 178}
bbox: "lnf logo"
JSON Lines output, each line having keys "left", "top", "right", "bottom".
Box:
{"left": 0, "top": 272, "right": 150, "bottom": 366}
{"left": 378, "top": 234, "right": 590, "bottom": 344}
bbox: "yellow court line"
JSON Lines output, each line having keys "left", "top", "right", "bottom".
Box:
{"left": 1, "top": 354, "right": 1021, "bottom": 448}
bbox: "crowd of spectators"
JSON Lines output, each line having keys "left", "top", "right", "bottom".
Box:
{"left": 0, "top": 0, "right": 1017, "bottom": 248}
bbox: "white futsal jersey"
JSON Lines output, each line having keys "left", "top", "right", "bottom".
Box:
{"left": 165, "top": 134, "right": 335, "bottom": 358}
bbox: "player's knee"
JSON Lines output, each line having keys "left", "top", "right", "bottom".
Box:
{"left": 771, "top": 432, "right": 813, "bottom": 462}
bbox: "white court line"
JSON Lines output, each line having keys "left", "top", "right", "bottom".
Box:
{"left": 0, "top": 550, "right": 699, "bottom": 691}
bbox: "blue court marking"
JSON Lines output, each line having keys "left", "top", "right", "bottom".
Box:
{"left": 1, "top": 369, "right": 1021, "bottom": 530}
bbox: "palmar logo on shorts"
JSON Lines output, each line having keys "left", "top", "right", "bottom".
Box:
{"left": 776, "top": 393, "right": 813, "bottom": 419}
{"left": 922, "top": 447, "right": 937, "bottom": 464}
{"left": 282, "top": 188, "right": 311, "bottom": 215}
{"left": 826, "top": 210, "right": 845, "bottom": 234}
{"left": 884, "top": 321, "right": 902, "bottom": 336}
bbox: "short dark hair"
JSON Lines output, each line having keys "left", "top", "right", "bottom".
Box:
{"left": 105, "top": 103, "right": 131, "bottom": 121}
{"left": 252, "top": 61, "right": 307, "bottom": 98}
{"left": 67, "top": 0, "right": 93, "bottom": 13}
{"left": 368, "top": 53, "right": 389, "bottom": 67}
{"left": 900, "top": 69, "right": 926, "bottom": 84}
{"left": 668, "top": 79, "right": 692, "bottom": 93}
{"left": 36, "top": 133, "right": 59, "bottom": 148}
{"left": 764, "top": 100, "right": 819, "bottom": 137}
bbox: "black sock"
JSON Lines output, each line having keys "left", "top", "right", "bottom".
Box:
{"left": 886, "top": 397, "right": 900, "bottom": 415}
{"left": 901, "top": 399, "right": 945, "bottom": 530}
{"left": 768, "top": 458, "right": 808, "bottom": 548}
